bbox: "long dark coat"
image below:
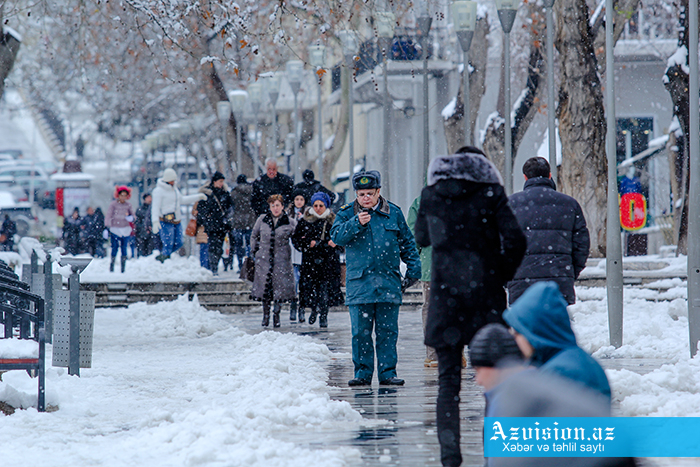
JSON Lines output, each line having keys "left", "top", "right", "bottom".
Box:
{"left": 507, "top": 177, "right": 590, "bottom": 304}
{"left": 291, "top": 209, "right": 344, "bottom": 310}
{"left": 197, "top": 183, "right": 233, "bottom": 233}
{"left": 230, "top": 183, "right": 256, "bottom": 230}
{"left": 414, "top": 152, "right": 527, "bottom": 349}
{"left": 250, "top": 212, "right": 297, "bottom": 302}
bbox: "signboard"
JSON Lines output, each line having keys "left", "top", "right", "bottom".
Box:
{"left": 620, "top": 192, "right": 647, "bottom": 231}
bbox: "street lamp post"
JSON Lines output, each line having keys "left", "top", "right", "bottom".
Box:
{"left": 309, "top": 45, "right": 327, "bottom": 186}
{"left": 265, "top": 74, "right": 281, "bottom": 164}
{"left": 248, "top": 82, "right": 263, "bottom": 176}
{"left": 417, "top": 13, "right": 433, "bottom": 181}
{"left": 496, "top": 0, "right": 518, "bottom": 195}
{"left": 228, "top": 90, "right": 248, "bottom": 177}
{"left": 216, "top": 100, "right": 232, "bottom": 178}
{"left": 605, "top": 0, "right": 624, "bottom": 347}
{"left": 688, "top": 0, "right": 700, "bottom": 356}
{"left": 376, "top": 11, "right": 396, "bottom": 199}
{"left": 339, "top": 30, "right": 359, "bottom": 183}
{"left": 286, "top": 60, "right": 304, "bottom": 183}
{"left": 451, "top": 1, "right": 477, "bottom": 146}
{"left": 543, "top": 0, "right": 557, "bottom": 184}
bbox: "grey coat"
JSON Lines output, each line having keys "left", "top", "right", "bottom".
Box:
{"left": 250, "top": 212, "right": 297, "bottom": 302}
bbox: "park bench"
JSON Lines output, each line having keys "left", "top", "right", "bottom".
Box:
{"left": 0, "top": 278, "right": 46, "bottom": 412}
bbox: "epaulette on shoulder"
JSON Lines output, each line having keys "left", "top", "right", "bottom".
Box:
{"left": 340, "top": 203, "right": 353, "bottom": 210}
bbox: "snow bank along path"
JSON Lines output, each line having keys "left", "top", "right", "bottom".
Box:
{"left": 572, "top": 285, "right": 700, "bottom": 417}
{"left": 0, "top": 296, "right": 362, "bottom": 466}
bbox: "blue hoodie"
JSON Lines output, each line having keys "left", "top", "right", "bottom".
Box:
{"left": 503, "top": 281, "right": 611, "bottom": 402}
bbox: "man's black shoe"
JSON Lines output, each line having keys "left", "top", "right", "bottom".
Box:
{"left": 379, "top": 377, "right": 405, "bottom": 386}
{"left": 348, "top": 378, "right": 371, "bottom": 387}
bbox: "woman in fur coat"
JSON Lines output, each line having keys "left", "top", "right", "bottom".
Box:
{"left": 291, "top": 192, "right": 344, "bottom": 328}
{"left": 250, "top": 194, "right": 297, "bottom": 328}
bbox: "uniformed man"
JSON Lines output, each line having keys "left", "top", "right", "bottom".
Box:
{"left": 331, "top": 170, "right": 421, "bottom": 386}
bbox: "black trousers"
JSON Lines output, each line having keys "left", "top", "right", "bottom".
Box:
{"left": 207, "top": 230, "right": 227, "bottom": 273}
{"left": 436, "top": 345, "right": 464, "bottom": 467}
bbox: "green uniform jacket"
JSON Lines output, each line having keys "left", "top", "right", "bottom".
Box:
{"left": 407, "top": 196, "right": 431, "bottom": 282}
{"left": 331, "top": 197, "right": 421, "bottom": 306}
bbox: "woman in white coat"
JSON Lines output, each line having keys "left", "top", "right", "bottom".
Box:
{"left": 151, "top": 168, "right": 206, "bottom": 262}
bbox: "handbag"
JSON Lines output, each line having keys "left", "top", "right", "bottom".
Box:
{"left": 185, "top": 218, "right": 197, "bottom": 237}
{"left": 240, "top": 256, "right": 255, "bottom": 282}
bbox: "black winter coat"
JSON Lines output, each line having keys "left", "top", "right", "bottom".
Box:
{"left": 251, "top": 173, "right": 294, "bottom": 216}
{"left": 507, "top": 177, "right": 590, "bottom": 304}
{"left": 414, "top": 152, "right": 526, "bottom": 349}
{"left": 198, "top": 184, "right": 233, "bottom": 233}
{"left": 291, "top": 210, "right": 344, "bottom": 310}
{"left": 230, "top": 183, "right": 256, "bottom": 230}
{"left": 134, "top": 204, "right": 152, "bottom": 238}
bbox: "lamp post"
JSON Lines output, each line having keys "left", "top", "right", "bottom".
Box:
{"left": 543, "top": 0, "right": 557, "bottom": 184}
{"left": 216, "top": 100, "right": 232, "bottom": 178}
{"left": 417, "top": 13, "right": 433, "bottom": 181}
{"left": 248, "top": 82, "right": 263, "bottom": 174}
{"left": 451, "top": 0, "right": 477, "bottom": 146}
{"left": 265, "top": 73, "right": 281, "bottom": 163}
{"left": 339, "top": 30, "right": 359, "bottom": 183}
{"left": 228, "top": 90, "right": 248, "bottom": 177}
{"left": 605, "top": 0, "right": 623, "bottom": 347}
{"left": 376, "top": 11, "right": 395, "bottom": 199}
{"left": 309, "top": 45, "right": 327, "bottom": 186}
{"left": 286, "top": 60, "right": 304, "bottom": 182}
{"left": 496, "top": 0, "right": 517, "bottom": 195}
{"left": 688, "top": 0, "right": 700, "bottom": 356}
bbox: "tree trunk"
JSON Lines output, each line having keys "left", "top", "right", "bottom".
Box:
{"left": 663, "top": 0, "right": 691, "bottom": 254}
{"left": 322, "top": 62, "right": 351, "bottom": 185}
{"left": 443, "top": 15, "right": 489, "bottom": 154}
{"left": 555, "top": 0, "right": 608, "bottom": 257}
{"left": 0, "top": 14, "right": 21, "bottom": 101}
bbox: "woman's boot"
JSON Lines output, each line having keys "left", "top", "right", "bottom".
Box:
{"left": 262, "top": 302, "right": 270, "bottom": 327}
{"left": 289, "top": 299, "right": 297, "bottom": 321}
{"left": 272, "top": 302, "right": 281, "bottom": 328}
{"left": 298, "top": 308, "right": 305, "bottom": 323}
{"left": 110, "top": 257, "right": 116, "bottom": 272}
{"left": 308, "top": 308, "right": 318, "bottom": 325}
{"left": 319, "top": 311, "right": 328, "bottom": 328}
{"left": 121, "top": 256, "right": 127, "bottom": 273}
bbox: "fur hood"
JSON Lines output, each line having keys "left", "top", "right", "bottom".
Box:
{"left": 303, "top": 208, "right": 335, "bottom": 224}
{"left": 427, "top": 152, "right": 503, "bottom": 187}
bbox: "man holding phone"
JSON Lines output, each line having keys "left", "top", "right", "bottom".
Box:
{"left": 331, "top": 170, "right": 421, "bottom": 386}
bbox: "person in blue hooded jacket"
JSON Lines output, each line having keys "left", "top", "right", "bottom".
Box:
{"left": 331, "top": 170, "right": 421, "bottom": 387}
{"left": 503, "top": 281, "right": 611, "bottom": 402}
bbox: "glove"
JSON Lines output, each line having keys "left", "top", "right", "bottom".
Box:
{"left": 125, "top": 215, "right": 134, "bottom": 222}
{"left": 401, "top": 276, "right": 419, "bottom": 293}
{"left": 153, "top": 222, "right": 160, "bottom": 234}
{"left": 197, "top": 193, "right": 208, "bottom": 201}
{"left": 102, "top": 229, "right": 109, "bottom": 240}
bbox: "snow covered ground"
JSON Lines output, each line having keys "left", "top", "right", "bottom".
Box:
{"left": 0, "top": 296, "right": 363, "bottom": 466}
{"left": 572, "top": 284, "right": 700, "bottom": 417}
{"left": 79, "top": 253, "right": 214, "bottom": 283}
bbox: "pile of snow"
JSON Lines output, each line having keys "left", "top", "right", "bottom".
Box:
{"left": 0, "top": 338, "right": 38, "bottom": 358}
{"left": 571, "top": 286, "right": 700, "bottom": 417}
{"left": 0, "top": 296, "right": 362, "bottom": 465}
{"left": 79, "top": 253, "right": 214, "bottom": 283}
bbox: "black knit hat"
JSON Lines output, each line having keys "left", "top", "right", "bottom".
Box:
{"left": 303, "top": 169, "right": 314, "bottom": 183}
{"left": 468, "top": 324, "right": 523, "bottom": 368}
{"left": 236, "top": 174, "right": 247, "bottom": 184}
{"left": 211, "top": 171, "right": 225, "bottom": 183}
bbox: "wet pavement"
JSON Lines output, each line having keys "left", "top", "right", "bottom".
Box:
{"left": 228, "top": 306, "right": 674, "bottom": 467}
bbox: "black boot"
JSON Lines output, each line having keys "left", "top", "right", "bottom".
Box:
{"left": 319, "top": 312, "right": 328, "bottom": 328}
{"left": 289, "top": 299, "right": 297, "bottom": 321}
{"left": 273, "top": 302, "right": 281, "bottom": 328}
{"left": 109, "top": 257, "right": 116, "bottom": 272}
{"left": 121, "top": 256, "right": 127, "bottom": 273}
{"left": 298, "top": 308, "right": 305, "bottom": 323}
{"left": 308, "top": 309, "right": 317, "bottom": 325}
{"left": 262, "top": 302, "right": 270, "bottom": 327}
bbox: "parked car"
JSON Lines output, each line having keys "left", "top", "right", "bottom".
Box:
{"left": 0, "top": 165, "right": 50, "bottom": 204}
{"left": 0, "top": 190, "right": 35, "bottom": 237}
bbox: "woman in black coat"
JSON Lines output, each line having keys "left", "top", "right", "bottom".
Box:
{"left": 414, "top": 147, "right": 526, "bottom": 467}
{"left": 291, "top": 192, "right": 344, "bottom": 328}
{"left": 197, "top": 172, "right": 233, "bottom": 275}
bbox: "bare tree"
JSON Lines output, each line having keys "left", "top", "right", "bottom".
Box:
{"left": 0, "top": 6, "right": 21, "bottom": 101}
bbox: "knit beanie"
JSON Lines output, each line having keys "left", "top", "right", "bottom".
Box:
{"left": 211, "top": 171, "right": 225, "bottom": 183}
{"left": 468, "top": 323, "right": 523, "bottom": 368}
{"left": 310, "top": 192, "right": 331, "bottom": 209}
